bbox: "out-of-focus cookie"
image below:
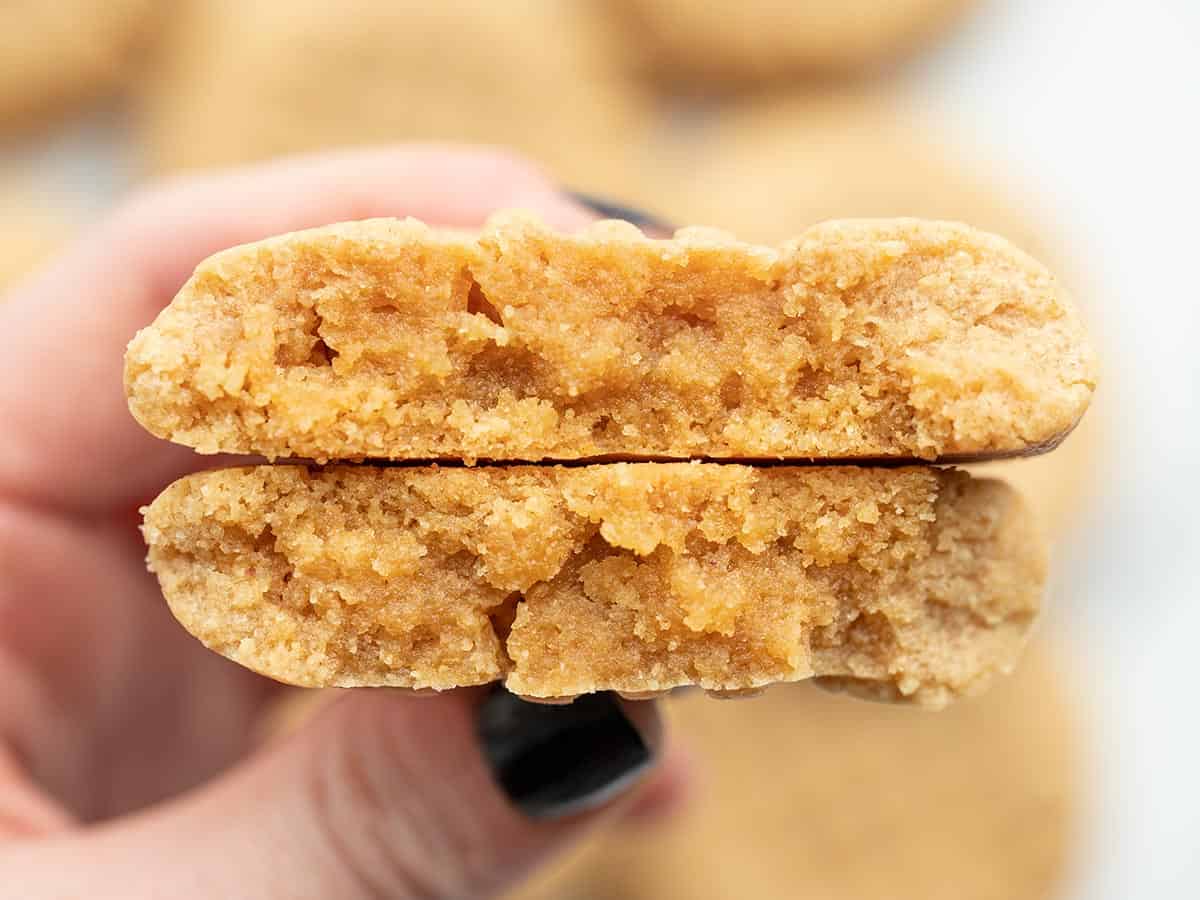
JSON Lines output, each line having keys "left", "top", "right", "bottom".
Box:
{"left": 0, "top": 0, "right": 158, "bottom": 129}
{"left": 605, "top": 0, "right": 977, "bottom": 85}
{"left": 658, "top": 93, "right": 1105, "bottom": 532}
{"left": 661, "top": 93, "right": 1046, "bottom": 250}
{"left": 513, "top": 642, "right": 1080, "bottom": 900}
{"left": 140, "top": 0, "right": 651, "bottom": 190}
{"left": 973, "top": 414, "right": 1102, "bottom": 537}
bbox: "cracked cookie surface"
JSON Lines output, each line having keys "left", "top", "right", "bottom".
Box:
{"left": 142, "top": 463, "right": 1043, "bottom": 705}
{"left": 124, "top": 213, "right": 1096, "bottom": 463}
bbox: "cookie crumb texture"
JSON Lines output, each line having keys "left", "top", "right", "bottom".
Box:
{"left": 124, "top": 214, "right": 1096, "bottom": 463}
{"left": 142, "top": 464, "right": 1043, "bottom": 705}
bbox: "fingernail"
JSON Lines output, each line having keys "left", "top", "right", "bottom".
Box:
{"left": 564, "top": 191, "right": 676, "bottom": 237}
{"left": 477, "top": 688, "right": 655, "bottom": 820}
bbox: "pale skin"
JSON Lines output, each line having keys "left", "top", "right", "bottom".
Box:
{"left": 0, "top": 148, "right": 689, "bottom": 898}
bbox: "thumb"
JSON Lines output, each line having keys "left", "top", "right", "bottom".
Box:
{"left": 6, "top": 689, "right": 665, "bottom": 899}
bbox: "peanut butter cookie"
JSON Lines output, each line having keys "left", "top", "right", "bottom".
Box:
{"left": 140, "top": 0, "right": 648, "bottom": 187}
{"left": 142, "top": 463, "right": 1043, "bottom": 705}
{"left": 124, "top": 214, "right": 1096, "bottom": 463}
{"left": 0, "top": 0, "right": 158, "bottom": 129}
{"left": 659, "top": 93, "right": 1107, "bottom": 531}
{"left": 605, "top": 0, "right": 977, "bottom": 84}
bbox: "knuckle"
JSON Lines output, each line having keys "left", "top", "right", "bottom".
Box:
{"left": 462, "top": 145, "right": 548, "bottom": 184}
{"left": 305, "top": 722, "right": 403, "bottom": 899}
{"left": 105, "top": 172, "right": 202, "bottom": 242}
{"left": 450, "top": 145, "right": 557, "bottom": 202}
{"left": 303, "top": 697, "right": 486, "bottom": 899}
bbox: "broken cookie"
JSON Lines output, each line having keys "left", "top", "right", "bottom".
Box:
{"left": 141, "top": 463, "right": 1042, "bottom": 706}
{"left": 124, "top": 214, "right": 1096, "bottom": 464}
{"left": 127, "top": 213, "right": 1090, "bottom": 705}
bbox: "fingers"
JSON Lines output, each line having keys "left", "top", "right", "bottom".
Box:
{"left": 3, "top": 690, "right": 679, "bottom": 900}
{"left": 621, "top": 739, "right": 694, "bottom": 825}
{"left": 0, "top": 501, "right": 277, "bottom": 820}
{"left": 110, "top": 146, "right": 597, "bottom": 306}
{"left": 476, "top": 690, "right": 659, "bottom": 820}
{"left": 0, "top": 146, "right": 596, "bottom": 514}
{"left": 564, "top": 191, "right": 677, "bottom": 238}
{"left": 0, "top": 746, "right": 75, "bottom": 838}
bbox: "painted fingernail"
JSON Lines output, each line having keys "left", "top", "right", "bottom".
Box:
{"left": 477, "top": 688, "right": 655, "bottom": 820}
{"left": 564, "top": 191, "right": 676, "bottom": 237}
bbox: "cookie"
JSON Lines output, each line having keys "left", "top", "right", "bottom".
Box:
{"left": 659, "top": 93, "right": 1108, "bottom": 531}
{"left": 660, "top": 93, "right": 1046, "bottom": 248}
{"left": 124, "top": 214, "right": 1096, "bottom": 464}
{"left": 605, "top": 0, "right": 977, "bottom": 84}
{"left": 973, "top": 416, "right": 1103, "bottom": 535}
{"left": 140, "top": 0, "right": 649, "bottom": 188}
{"left": 141, "top": 463, "right": 1044, "bottom": 705}
{"left": 513, "top": 643, "right": 1078, "bottom": 900}
{"left": 0, "top": 0, "right": 158, "bottom": 129}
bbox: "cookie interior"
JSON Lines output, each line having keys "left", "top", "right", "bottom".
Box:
{"left": 142, "top": 463, "right": 1043, "bottom": 704}
{"left": 124, "top": 215, "right": 1096, "bottom": 465}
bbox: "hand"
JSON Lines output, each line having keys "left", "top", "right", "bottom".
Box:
{"left": 0, "top": 147, "right": 688, "bottom": 898}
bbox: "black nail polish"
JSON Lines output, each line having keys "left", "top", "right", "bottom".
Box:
{"left": 477, "top": 689, "right": 653, "bottom": 820}
{"left": 564, "top": 191, "right": 676, "bottom": 236}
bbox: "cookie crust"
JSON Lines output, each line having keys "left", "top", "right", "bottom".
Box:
{"left": 125, "top": 214, "right": 1096, "bottom": 463}
{"left": 142, "top": 463, "right": 1043, "bottom": 705}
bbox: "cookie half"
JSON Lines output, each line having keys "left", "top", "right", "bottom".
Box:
{"left": 124, "top": 214, "right": 1096, "bottom": 463}
{"left": 142, "top": 463, "right": 1043, "bottom": 706}
{"left": 651, "top": 92, "right": 1110, "bottom": 532}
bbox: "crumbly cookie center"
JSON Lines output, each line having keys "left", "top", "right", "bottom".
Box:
{"left": 143, "top": 465, "right": 1042, "bottom": 704}
{"left": 124, "top": 216, "right": 1096, "bottom": 463}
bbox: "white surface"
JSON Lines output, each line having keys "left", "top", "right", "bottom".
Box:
{"left": 907, "top": 1, "right": 1200, "bottom": 897}
{"left": 4, "top": 1, "right": 1197, "bottom": 896}
{"left": 0, "top": 105, "right": 135, "bottom": 216}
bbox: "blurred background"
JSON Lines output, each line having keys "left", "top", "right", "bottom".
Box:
{"left": 2, "top": 1, "right": 1196, "bottom": 897}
